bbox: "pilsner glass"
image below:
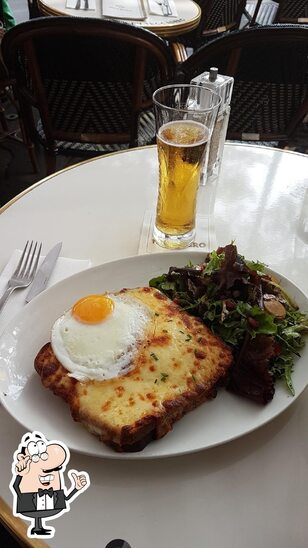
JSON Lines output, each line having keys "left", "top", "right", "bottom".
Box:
{"left": 152, "top": 84, "right": 220, "bottom": 249}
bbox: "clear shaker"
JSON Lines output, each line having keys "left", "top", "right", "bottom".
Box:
{"left": 192, "top": 67, "right": 234, "bottom": 185}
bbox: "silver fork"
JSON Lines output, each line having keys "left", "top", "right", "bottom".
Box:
{"left": 0, "top": 241, "right": 42, "bottom": 313}
{"left": 163, "top": 0, "right": 172, "bottom": 15}
{"left": 155, "top": 0, "right": 172, "bottom": 16}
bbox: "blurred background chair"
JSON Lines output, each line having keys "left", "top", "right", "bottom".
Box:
{"left": 1, "top": 16, "right": 175, "bottom": 174}
{"left": 175, "top": 25, "right": 308, "bottom": 147}
{"left": 0, "top": 55, "right": 38, "bottom": 172}
{"left": 0, "top": 54, "right": 14, "bottom": 138}
{"left": 0, "top": 1, "right": 37, "bottom": 171}
{"left": 172, "top": 0, "right": 247, "bottom": 57}
{"left": 244, "top": 1, "right": 279, "bottom": 26}
{"left": 244, "top": 1, "right": 308, "bottom": 27}
{"left": 275, "top": 0, "right": 308, "bottom": 23}
{"left": 27, "top": 0, "right": 41, "bottom": 19}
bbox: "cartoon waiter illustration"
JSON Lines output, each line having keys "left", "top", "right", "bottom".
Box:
{"left": 10, "top": 431, "right": 90, "bottom": 538}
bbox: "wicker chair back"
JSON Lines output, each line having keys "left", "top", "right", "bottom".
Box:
{"left": 176, "top": 25, "right": 308, "bottom": 144}
{"left": 2, "top": 16, "right": 175, "bottom": 172}
{"left": 275, "top": 1, "right": 308, "bottom": 23}
{"left": 176, "top": 0, "right": 247, "bottom": 50}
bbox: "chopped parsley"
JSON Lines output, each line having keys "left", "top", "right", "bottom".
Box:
{"left": 150, "top": 352, "right": 159, "bottom": 361}
{"left": 160, "top": 372, "right": 169, "bottom": 382}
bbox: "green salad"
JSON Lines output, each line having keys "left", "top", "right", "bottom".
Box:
{"left": 149, "top": 244, "right": 308, "bottom": 404}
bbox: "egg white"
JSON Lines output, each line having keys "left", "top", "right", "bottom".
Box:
{"left": 51, "top": 294, "right": 151, "bottom": 381}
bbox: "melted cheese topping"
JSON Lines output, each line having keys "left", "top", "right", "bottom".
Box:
{"left": 73, "top": 288, "right": 230, "bottom": 434}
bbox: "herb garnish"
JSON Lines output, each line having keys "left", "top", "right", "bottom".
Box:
{"left": 160, "top": 372, "right": 169, "bottom": 382}
{"left": 150, "top": 352, "right": 159, "bottom": 361}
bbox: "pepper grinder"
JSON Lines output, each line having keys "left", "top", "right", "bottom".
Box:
{"left": 192, "top": 67, "right": 234, "bottom": 185}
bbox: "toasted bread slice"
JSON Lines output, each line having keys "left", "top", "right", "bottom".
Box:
{"left": 34, "top": 287, "right": 233, "bottom": 452}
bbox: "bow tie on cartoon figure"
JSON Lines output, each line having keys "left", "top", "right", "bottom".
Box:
{"left": 10, "top": 431, "right": 90, "bottom": 538}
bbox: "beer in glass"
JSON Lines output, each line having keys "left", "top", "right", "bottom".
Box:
{"left": 153, "top": 85, "right": 220, "bottom": 249}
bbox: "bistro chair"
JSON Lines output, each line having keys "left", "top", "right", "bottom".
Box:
{"left": 175, "top": 25, "right": 308, "bottom": 146}
{"left": 1, "top": 16, "right": 175, "bottom": 174}
{"left": 275, "top": 0, "right": 308, "bottom": 23}
{"left": 0, "top": 56, "right": 38, "bottom": 172}
{"left": 244, "top": 1, "right": 279, "bottom": 26}
{"left": 172, "top": 0, "right": 247, "bottom": 60}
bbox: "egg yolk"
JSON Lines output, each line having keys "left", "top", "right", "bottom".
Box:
{"left": 72, "top": 295, "right": 114, "bottom": 324}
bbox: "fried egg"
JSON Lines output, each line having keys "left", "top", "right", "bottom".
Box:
{"left": 51, "top": 294, "right": 151, "bottom": 381}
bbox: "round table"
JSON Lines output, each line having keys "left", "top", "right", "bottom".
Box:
{"left": 37, "top": 0, "right": 201, "bottom": 38}
{"left": 0, "top": 144, "right": 307, "bottom": 547}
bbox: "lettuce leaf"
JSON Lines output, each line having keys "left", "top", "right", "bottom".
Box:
{"left": 148, "top": 244, "right": 308, "bottom": 401}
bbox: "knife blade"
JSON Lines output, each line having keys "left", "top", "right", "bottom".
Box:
{"left": 25, "top": 242, "right": 62, "bottom": 303}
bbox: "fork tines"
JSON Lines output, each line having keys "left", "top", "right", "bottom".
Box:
{"left": 13, "top": 241, "right": 42, "bottom": 279}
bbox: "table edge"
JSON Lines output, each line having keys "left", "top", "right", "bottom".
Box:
{"left": 0, "top": 496, "right": 48, "bottom": 548}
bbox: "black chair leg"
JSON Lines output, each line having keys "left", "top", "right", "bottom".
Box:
{"left": 44, "top": 149, "right": 57, "bottom": 175}
{"left": 17, "top": 115, "right": 38, "bottom": 173}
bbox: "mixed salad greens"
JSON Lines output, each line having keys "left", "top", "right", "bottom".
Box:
{"left": 149, "top": 244, "right": 308, "bottom": 404}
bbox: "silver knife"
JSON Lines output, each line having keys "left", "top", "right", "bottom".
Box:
{"left": 25, "top": 242, "right": 62, "bottom": 303}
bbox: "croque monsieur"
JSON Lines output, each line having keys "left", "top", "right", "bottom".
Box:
{"left": 35, "top": 287, "right": 233, "bottom": 452}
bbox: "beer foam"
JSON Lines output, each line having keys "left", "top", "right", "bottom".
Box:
{"left": 158, "top": 120, "right": 209, "bottom": 147}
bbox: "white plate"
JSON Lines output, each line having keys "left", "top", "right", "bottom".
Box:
{"left": 0, "top": 252, "right": 307, "bottom": 460}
